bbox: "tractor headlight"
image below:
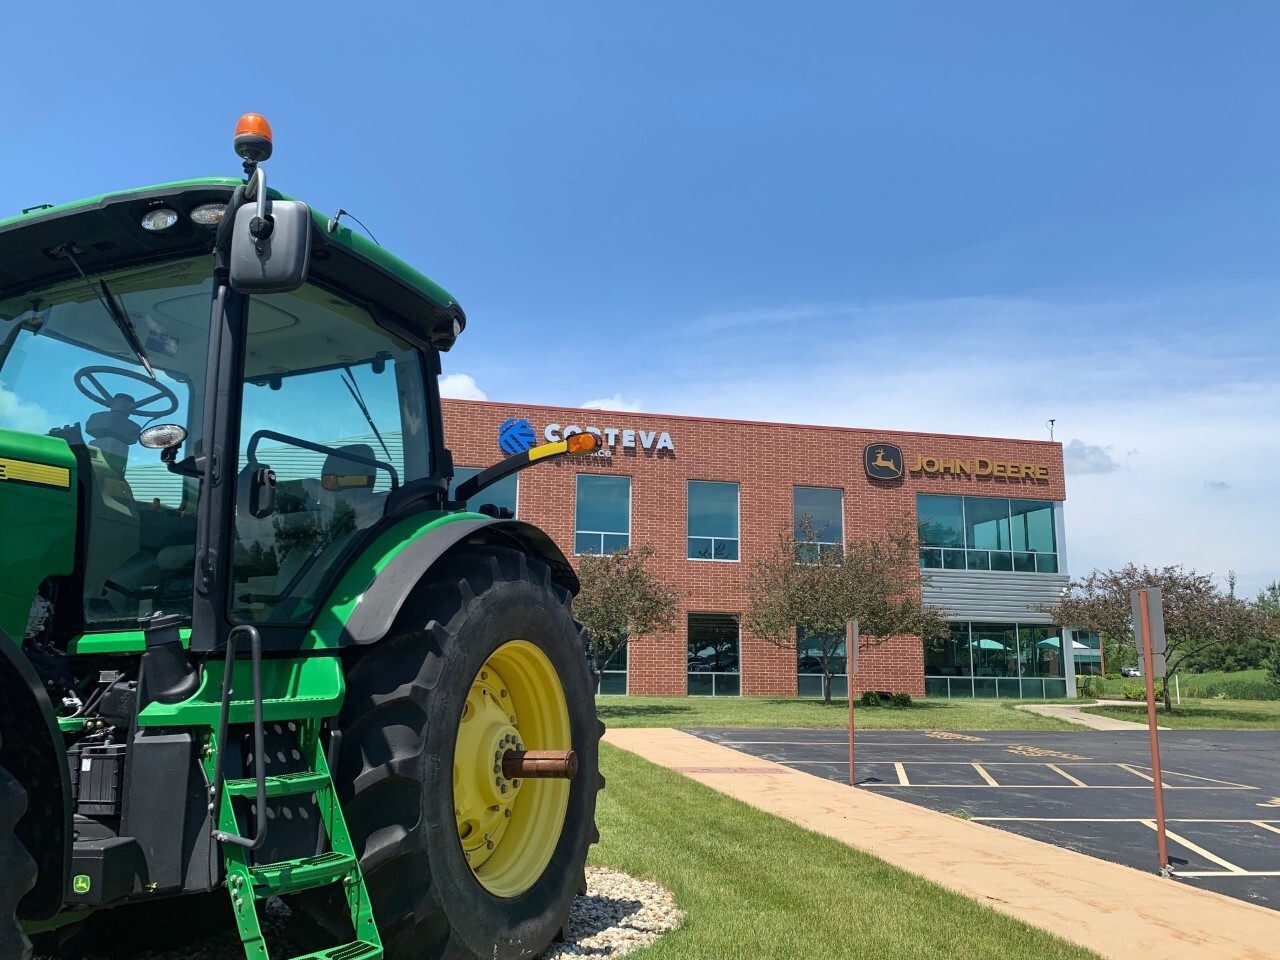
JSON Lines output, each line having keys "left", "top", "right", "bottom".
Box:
{"left": 140, "top": 208, "right": 180, "bottom": 232}
{"left": 190, "top": 202, "right": 228, "bottom": 226}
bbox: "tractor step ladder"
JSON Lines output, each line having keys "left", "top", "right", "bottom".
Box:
{"left": 207, "top": 626, "right": 382, "bottom": 960}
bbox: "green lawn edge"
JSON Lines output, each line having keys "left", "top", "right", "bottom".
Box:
{"left": 597, "top": 695, "right": 1081, "bottom": 730}
{"left": 591, "top": 743, "right": 1103, "bottom": 959}
{"left": 1080, "top": 699, "right": 1280, "bottom": 729}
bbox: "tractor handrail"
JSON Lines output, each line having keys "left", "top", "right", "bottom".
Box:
{"left": 210, "top": 624, "right": 269, "bottom": 851}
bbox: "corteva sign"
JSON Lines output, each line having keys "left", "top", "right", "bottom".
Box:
{"left": 498, "top": 418, "right": 675, "bottom": 457}
{"left": 910, "top": 452, "right": 1050, "bottom": 481}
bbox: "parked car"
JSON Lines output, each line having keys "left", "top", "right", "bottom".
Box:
{"left": 1121, "top": 666, "right": 1142, "bottom": 677}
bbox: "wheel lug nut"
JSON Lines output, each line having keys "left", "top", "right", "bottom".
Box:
{"left": 486, "top": 840, "right": 495, "bottom": 849}
{"left": 504, "top": 809, "right": 512, "bottom": 818}
{"left": 500, "top": 784, "right": 508, "bottom": 794}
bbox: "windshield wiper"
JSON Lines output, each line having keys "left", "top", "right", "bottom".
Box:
{"left": 341, "top": 365, "right": 392, "bottom": 462}
{"left": 61, "top": 246, "right": 156, "bottom": 379}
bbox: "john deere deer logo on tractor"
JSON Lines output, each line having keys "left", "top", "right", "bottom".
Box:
{"left": 865, "top": 443, "right": 903, "bottom": 480}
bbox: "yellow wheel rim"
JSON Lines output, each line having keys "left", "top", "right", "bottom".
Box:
{"left": 453, "top": 639, "right": 571, "bottom": 898}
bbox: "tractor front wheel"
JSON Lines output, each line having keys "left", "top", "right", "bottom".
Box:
{"left": 0, "top": 756, "right": 36, "bottom": 960}
{"left": 305, "top": 547, "right": 602, "bottom": 960}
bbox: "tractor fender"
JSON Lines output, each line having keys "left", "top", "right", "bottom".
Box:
{"left": 0, "top": 630, "right": 71, "bottom": 920}
{"left": 338, "top": 517, "right": 579, "bottom": 646}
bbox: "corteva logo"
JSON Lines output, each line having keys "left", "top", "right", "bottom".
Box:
{"left": 864, "top": 443, "right": 903, "bottom": 480}
{"left": 545, "top": 422, "right": 674, "bottom": 454}
{"left": 498, "top": 418, "right": 537, "bottom": 455}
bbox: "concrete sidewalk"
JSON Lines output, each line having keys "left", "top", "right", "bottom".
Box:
{"left": 605, "top": 728, "right": 1279, "bottom": 960}
{"left": 1015, "top": 699, "right": 1170, "bottom": 731}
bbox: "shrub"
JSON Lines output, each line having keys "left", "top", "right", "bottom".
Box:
{"left": 859, "top": 690, "right": 881, "bottom": 707}
{"left": 1103, "top": 673, "right": 1121, "bottom": 681}
{"left": 890, "top": 692, "right": 913, "bottom": 709}
{"left": 1121, "top": 683, "right": 1144, "bottom": 701}
{"left": 1076, "top": 676, "right": 1101, "bottom": 699}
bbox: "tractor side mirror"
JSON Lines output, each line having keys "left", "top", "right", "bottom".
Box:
{"left": 249, "top": 466, "right": 277, "bottom": 519}
{"left": 229, "top": 196, "right": 312, "bottom": 294}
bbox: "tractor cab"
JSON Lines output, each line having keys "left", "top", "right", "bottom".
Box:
{"left": 0, "top": 115, "right": 467, "bottom": 648}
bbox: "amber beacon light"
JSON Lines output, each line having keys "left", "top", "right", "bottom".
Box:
{"left": 234, "top": 113, "right": 274, "bottom": 163}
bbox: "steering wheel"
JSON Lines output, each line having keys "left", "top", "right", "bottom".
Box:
{"left": 73, "top": 366, "right": 179, "bottom": 419}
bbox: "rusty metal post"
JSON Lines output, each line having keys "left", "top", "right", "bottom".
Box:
{"left": 847, "top": 620, "right": 858, "bottom": 787}
{"left": 502, "top": 750, "right": 579, "bottom": 780}
{"left": 1138, "top": 589, "right": 1170, "bottom": 875}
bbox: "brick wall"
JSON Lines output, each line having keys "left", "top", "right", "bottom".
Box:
{"left": 443, "top": 400, "right": 1066, "bottom": 697}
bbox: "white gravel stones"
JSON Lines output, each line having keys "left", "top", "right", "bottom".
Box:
{"left": 34, "top": 867, "right": 681, "bottom": 960}
{"left": 544, "top": 866, "right": 684, "bottom": 959}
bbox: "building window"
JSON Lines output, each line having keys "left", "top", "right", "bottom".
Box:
{"left": 1074, "top": 631, "right": 1102, "bottom": 676}
{"left": 451, "top": 468, "right": 518, "bottom": 517}
{"left": 797, "top": 628, "right": 847, "bottom": 698}
{"left": 588, "top": 639, "right": 628, "bottom": 695}
{"left": 688, "top": 481, "right": 739, "bottom": 561}
{"left": 793, "top": 486, "right": 843, "bottom": 561}
{"left": 923, "top": 622, "right": 1066, "bottom": 698}
{"left": 918, "top": 495, "right": 1058, "bottom": 573}
{"left": 574, "top": 474, "right": 631, "bottom": 555}
{"left": 687, "top": 613, "right": 740, "bottom": 696}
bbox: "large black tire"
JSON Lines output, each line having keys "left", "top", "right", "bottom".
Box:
{"left": 1, "top": 756, "right": 36, "bottom": 960}
{"left": 303, "top": 546, "right": 602, "bottom": 960}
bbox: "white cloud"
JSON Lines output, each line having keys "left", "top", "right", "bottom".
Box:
{"left": 439, "top": 373, "right": 487, "bottom": 401}
{"left": 581, "top": 394, "right": 643, "bottom": 412}
{"left": 603, "top": 289, "right": 1279, "bottom": 596}
{"left": 1203, "top": 479, "right": 1230, "bottom": 492}
{"left": 0, "top": 380, "right": 61, "bottom": 433}
{"left": 1063, "top": 439, "right": 1122, "bottom": 475}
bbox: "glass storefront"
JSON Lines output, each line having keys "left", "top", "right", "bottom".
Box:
{"left": 589, "top": 640, "right": 628, "bottom": 695}
{"left": 796, "top": 627, "right": 848, "bottom": 698}
{"left": 924, "top": 621, "right": 1067, "bottom": 698}
{"left": 687, "top": 612, "right": 740, "bottom": 695}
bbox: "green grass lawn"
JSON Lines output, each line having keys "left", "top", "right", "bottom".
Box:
{"left": 1094, "top": 669, "right": 1279, "bottom": 700}
{"left": 591, "top": 744, "right": 1101, "bottom": 959}
{"left": 1081, "top": 698, "right": 1280, "bottom": 729}
{"left": 597, "top": 695, "right": 1079, "bottom": 730}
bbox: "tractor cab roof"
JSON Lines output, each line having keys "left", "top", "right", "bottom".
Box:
{"left": 0, "top": 178, "right": 466, "bottom": 351}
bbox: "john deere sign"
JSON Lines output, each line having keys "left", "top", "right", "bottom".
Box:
{"left": 911, "top": 453, "right": 1050, "bottom": 481}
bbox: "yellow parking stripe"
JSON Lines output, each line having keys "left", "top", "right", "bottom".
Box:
{"left": 1047, "top": 764, "right": 1089, "bottom": 787}
{"left": 972, "top": 763, "right": 999, "bottom": 787}
{"left": 1140, "top": 820, "right": 1246, "bottom": 874}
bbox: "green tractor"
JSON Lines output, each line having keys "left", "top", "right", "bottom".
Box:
{"left": 0, "top": 114, "right": 603, "bottom": 960}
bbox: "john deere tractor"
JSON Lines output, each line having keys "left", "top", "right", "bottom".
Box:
{"left": 0, "top": 114, "right": 603, "bottom": 960}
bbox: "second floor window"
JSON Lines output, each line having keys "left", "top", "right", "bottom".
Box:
{"left": 688, "top": 480, "right": 739, "bottom": 561}
{"left": 793, "top": 486, "right": 843, "bottom": 561}
{"left": 575, "top": 474, "right": 631, "bottom": 555}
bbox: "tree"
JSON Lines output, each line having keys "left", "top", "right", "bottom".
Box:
{"left": 573, "top": 545, "right": 682, "bottom": 678}
{"left": 744, "top": 518, "right": 949, "bottom": 705}
{"left": 1259, "top": 582, "right": 1280, "bottom": 689}
{"left": 1047, "top": 565, "right": 1265, "bottom": 712}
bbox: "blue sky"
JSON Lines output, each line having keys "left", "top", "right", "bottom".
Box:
{"left": 3, "top": 2, "right": 1277, "bottom": 594}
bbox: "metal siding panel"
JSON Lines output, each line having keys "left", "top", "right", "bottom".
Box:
{"left": 922, "top": 570, "right": 1069, "bottom": 623}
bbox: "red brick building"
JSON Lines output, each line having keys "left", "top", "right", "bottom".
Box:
{"left": 443, "top": 400, "right": 1073, "bottom": 699}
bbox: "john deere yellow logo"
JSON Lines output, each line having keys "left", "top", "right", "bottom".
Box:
{"left": 72, "top": 875, "right": 91, "bottom": 894}
{"left": 865, "top": 443, "right": 903, "bottom": 480}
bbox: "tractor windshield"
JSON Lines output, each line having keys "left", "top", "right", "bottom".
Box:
{"left": 0, "top": 257, "right": 212, "bottom": 629}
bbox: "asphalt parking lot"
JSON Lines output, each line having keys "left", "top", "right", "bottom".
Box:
{"left": 686, "top": 727, "right": 1280, "bottom": 910}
